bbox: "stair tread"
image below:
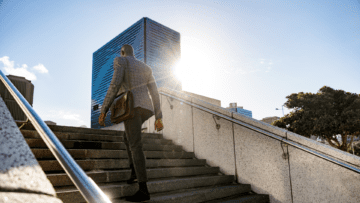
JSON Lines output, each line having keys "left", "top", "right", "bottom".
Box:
{"left": 25, "top": 138, "right": 172, "bottom": 143}
{"left": 32, "top": 149, "right": 190, "bottom": 152}
{"left": 202, "top": 193, "right": 270, "bottom": 203}
{"left": 18, "top": 123, "right": 123, "bottom": 135}
{"left": 28, "top": 143, "right": 181, "bottom": 148}
{"left": 47, "top": 166, "right": 219, "bottom": 177}
{"left": 38, "top": 158, "right": 207, "bottom": 172}
{"left": 30, "top": 146, "right": 180, "bottom": 151}
{"left": 39, "top": 158, "right": 204, "bottom": 162}
{"left": 26, "top": 138, "right": 182, "bottom": 151}
{"left": 146, "top": 183, "right": 250, "bottom": 198}
{"left": 55, "top": 174, "right": 236, "bottom": 192}
{"left": 113, "top": 183, "right": 252, "bottom": 203}
{"left": 55, "top": 176, "right": 246, "bottom": 203}
{"left": 32, "top": 148, "right": 195, "bottom": 160}
{"left": 18, "top": 124, "right": 162, "bottom": 137}
{"left": 47, "top": 166, "right": 220, "bottom": 186}
{"left": 21, "top": 129, "right": 163, "bottom": 142}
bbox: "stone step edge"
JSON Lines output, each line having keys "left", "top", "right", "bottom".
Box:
{"left": 16, "top": 121, "right": 123, "bottom": 135}
{"left": 47, "top": 166, "right": 220, "bottom": 177}
{"left": 29, "top": 143, "right": 182, "bottom": 149}
{"left": 30, "top": 147, "right": 194, "bottom": 154}
{"left": 57, "top": 179, "right": 245, "bottom": 203}
{"left": 53, "top": 173, "right": 227, "bottom": 191}
{"left": 39, "top": 159, "right": 207, "bottom": 172}
{"left": 32, "top": 149, "right": 194, "bottom": 160}
{"left": 48, "top": 166, "right": 221, "bottom": 187}
{"left": 55, "top": 174, "right": 235, "bottom": 193}
{"left": 21, "top": 129, "right": 163, "bottom": 140}
{"left": 123, "top": 183, "right": 252, "bottom": 203}
{"left": 29, "top": 144, "right": 183, "bottom": 151}
{"left": 39, "top": 158, "right": 205, "bottom": 163}
{"left": 25, "top": 138, "right": 173, "bottom": 144}
{"left": 17, "top": 122, "right": 163, "bottom": 137}
{"left": 203, "top": 193, "right": 270, "bottom": 203}
{"left": 27, "top": 141, "right": 182, "bottom": 150}
{"left": 44, "top": 165, "right": 211, "bottom": 176}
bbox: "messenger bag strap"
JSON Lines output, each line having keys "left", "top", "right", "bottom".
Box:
{"left": 124, "top": 57, "right": 132, "bottom": 92}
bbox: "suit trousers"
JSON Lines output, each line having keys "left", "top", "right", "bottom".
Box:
{"left": 123, "top": 107, "right": 153, "bottom": 182}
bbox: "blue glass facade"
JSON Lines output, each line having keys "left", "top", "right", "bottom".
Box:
{"left": 228, "top": 107, "right": 252, "bottom": 118}
{"left": 91, "top": 17, "right": 181, "bottom": 129}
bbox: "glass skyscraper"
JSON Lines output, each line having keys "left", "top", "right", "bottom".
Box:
{"left": 231, "top": 108, "right": 253, "bottom": 118}
{"left": 226, "top": 103, "right": 252, "bottom": 118}
{"left": 91, "top": 17, "right": 181, "bottom": 129}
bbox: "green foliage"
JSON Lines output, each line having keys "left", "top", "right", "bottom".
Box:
{"left": 273, "top": 86, "right": 360, "bottom": 152}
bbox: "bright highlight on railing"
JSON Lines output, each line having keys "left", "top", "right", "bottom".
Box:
{"left": 0, "top": 70, "right": 112, "bottom": 203}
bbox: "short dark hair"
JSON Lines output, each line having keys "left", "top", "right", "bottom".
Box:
{"left": 121, "top": 44, "right": 134, "bottom": 56}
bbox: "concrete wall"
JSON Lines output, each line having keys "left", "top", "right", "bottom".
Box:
{"left": 0, "top": 96, "right": 62, "bottom": 203}
{"left": 161, "top": 92, "right": 194, "bottom": 152}
{"left": 159, "top": 87, "right": 360, "bottom": 203}
{"left": 181, "top": 90, "right": 221, "bottom": 107}
{"left": 193, "top": 107, "right": 236, "bottom": 176}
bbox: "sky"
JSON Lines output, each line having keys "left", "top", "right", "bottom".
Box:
{"left": 0, "top": 0, "right": 359, "bottom": 127}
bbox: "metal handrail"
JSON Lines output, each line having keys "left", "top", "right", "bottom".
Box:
{"left": 0, "top": 71, "right": 111, "bottom": 203}
{"left": 160, "top": 92, "right": 360, "bottom": 174}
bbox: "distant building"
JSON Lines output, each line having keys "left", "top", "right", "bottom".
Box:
{"left": 261, "top": 116, "right": 280, "bottom": 124}
{"left": 91, "top": 17, "right": 181, "bottom": 128}
{"left": 44, "top": 121, "right": 56, "bottom": 126}
{"left": 226, "top": 103, "right": 252, "bottom": 118}
{"left": 0, "top": 75, "right": 34, "bottom": 121}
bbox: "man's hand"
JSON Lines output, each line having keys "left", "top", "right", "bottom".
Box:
{"left": 98, "top": 113, "right": 106, "bottom": 127}
{"left": 154, "top": 118, "right": 164, "bottom": 132}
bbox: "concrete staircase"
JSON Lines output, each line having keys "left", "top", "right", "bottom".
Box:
{"left": 19, "top": 123, "right": 270, "bottom": 203}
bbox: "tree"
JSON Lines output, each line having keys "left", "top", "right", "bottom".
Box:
{"left": 273, "top": 86, "right": 360, "bottom": 153}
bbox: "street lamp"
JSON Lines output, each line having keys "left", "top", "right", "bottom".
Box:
{"left": 275, "top": 105, "right": 284, "bottom": 116}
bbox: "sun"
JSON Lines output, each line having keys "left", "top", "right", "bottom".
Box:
{"left": 173, "top": 37, "right": 216, "bottom": 91}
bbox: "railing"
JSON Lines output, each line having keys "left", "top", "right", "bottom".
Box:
{"left": 160, "top": 92, "right": 360, "bottom": 174}
{"left": 0, "top": 70, "right": 111, "bottom": 203}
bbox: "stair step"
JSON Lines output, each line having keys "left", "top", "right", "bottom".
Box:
{"left": 26, "top": 138, "right": 174, "bottom": 149}
{"left": 18, "top": 122, "right": 122, "bottom": 136}
{"left": 32, "top": 149, "right": 195, "bottom": 160}
{"left": 115, "top": 184, "right": 253, "bottom": 203}
{"left": 202, "top": 193, "right": 270, "bottom": 203}
{"left": 56, "top": 175, "right": 238, "bottom": 203}
{"left": 18, "top": 123, "right": 165, "bottom": 138}
{"left": 143, "top": 144, "right": 182, "bottom": 152}
{"left": 48, "top": 166, "right": 220, "bottom": 187}
{"left": 21, "top": 129, "right": 162, "bottom": 141}
{"left": 39, "top": 159, "right": 206, "bottom": 172}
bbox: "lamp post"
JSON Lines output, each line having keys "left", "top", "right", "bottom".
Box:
{"left": 275, "top": 105, "right": 284, "bottom": 117}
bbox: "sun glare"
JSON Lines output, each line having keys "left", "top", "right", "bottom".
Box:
{"left": 174, "top": 37, "right": 216, "bottom": 91}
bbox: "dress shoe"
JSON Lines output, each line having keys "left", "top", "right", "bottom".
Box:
{"left": 125, "top": 181, "right": 150, "bottom": 202}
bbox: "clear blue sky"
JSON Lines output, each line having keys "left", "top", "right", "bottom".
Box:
{"left": 1, "top": 0, "right": 359, "bottom": 127}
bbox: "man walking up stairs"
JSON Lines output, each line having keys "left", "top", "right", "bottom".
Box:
{"left": 98, "top": 44, "right": 165, "bottom": 202}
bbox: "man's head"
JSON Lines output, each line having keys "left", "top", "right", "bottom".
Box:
{"left": 120, "top": 44, "right": 134, "bottom": 57}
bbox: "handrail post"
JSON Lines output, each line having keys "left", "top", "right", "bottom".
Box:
{"left": 0, "top": 71, "right": 111, "bottom": 203}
